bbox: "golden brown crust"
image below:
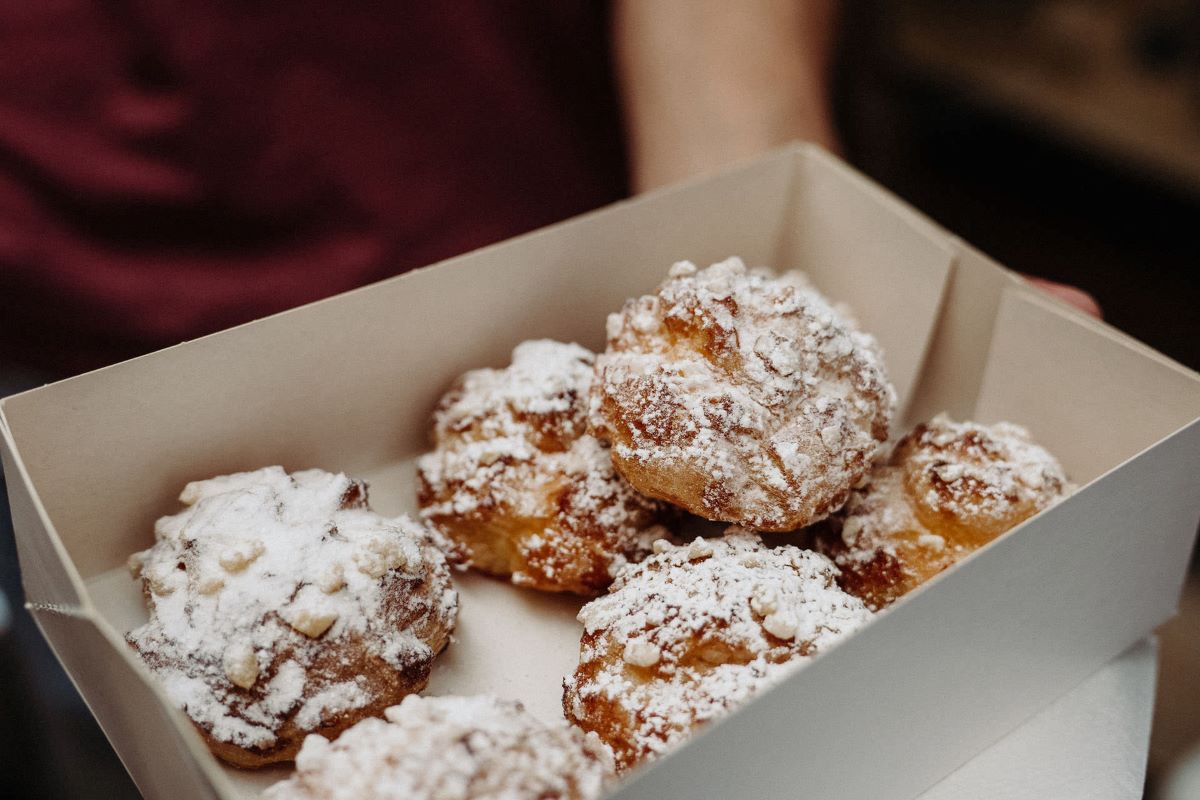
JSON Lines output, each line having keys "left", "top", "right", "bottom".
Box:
{"left": 811, "top": 415, "right": 1071, "bottom": 610}
{"left": 417, "top": 340, "right": 673, "bottom": 596}
{"left": 589, "top": 258, "right": 893, "bottom": 532}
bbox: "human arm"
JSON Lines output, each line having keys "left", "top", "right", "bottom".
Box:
{"left": 613, "top": 2, "right": 1101, "bottom": 319}
{"left": 613, "top": 0, "right": 839, "bottom": 193}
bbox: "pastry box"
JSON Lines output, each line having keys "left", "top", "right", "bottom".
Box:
{"left": 2, "top": 144, "right": 1198, "bottom": 799}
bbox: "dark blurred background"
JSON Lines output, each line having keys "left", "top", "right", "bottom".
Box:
{"left": 1, "top": 0, "right": 1198, "bottom": 797}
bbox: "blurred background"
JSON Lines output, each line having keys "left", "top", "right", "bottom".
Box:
{"left": 1, "top": 0, "right": 1198, "bottom": 797}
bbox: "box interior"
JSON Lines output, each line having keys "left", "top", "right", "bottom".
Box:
{"left": 3, "top": 146, "right": 1199, "bottom": 800}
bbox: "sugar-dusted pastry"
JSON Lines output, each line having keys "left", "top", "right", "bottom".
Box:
{"left": 262, "top": 694, "right": 615, "bottom": 800}
{"left": 417, "top": 340, "right": 673, "bottom": 596}
{"left": 126, "top": 467, "right": 458, "bottom": 767}
{"left": 563, "top": 530, "right": 871, "bottom": 771}
{"left": 811, "top": 415, "right": 1071, "bottom": 610}
{"left": 589, "top": 257, "right": 894, "bottom": 532}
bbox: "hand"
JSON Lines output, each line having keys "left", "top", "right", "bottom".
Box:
{"left": 1023, "top": 276, "right": 1102, "bottom": 318}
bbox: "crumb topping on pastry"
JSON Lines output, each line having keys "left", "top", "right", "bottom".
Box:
{"left": 814, "top": 415, "right": 1071, "bottom": 609}
{"left": 263, "top": 695, "right": 615, "bottom": 800}
{"left": 590, "top": 257, "right": 894, "bottom": 531}
{"left": 564, "top": 530, "right": 871, "bottom": 769}
{"left": 418, "top": 340, "right": 671, "bottom": 595}
{"left": 127, "top": 467, "right": 458, "bottom": 756}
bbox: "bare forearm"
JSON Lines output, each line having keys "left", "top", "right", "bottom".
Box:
{"left": 614, "top": 0, "right": 839, "bottom": 192}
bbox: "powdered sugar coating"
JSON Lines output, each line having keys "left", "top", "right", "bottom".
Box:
{"left": 126, "top": 467, "right": 458, "bottom": 766}
{"left": 813, "top": 415, "right": 1071, "bottom": 610}
{"left": 563, "top": 530, "right": 872, "bottom": 770}
{"left": 418, "top": 340, "right": 672, "bottom": 596}
{"left": 590, "top": 257, "right": 894, "bottom": 532}
{"left": 263, "top": 695, "right": 615, "bottom": 800}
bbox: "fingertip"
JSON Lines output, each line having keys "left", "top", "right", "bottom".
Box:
{"left": 1023, "top": 276, "right": 1103, "bottom": 319}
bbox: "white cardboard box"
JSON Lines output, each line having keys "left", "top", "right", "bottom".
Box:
{"left": 2, "top": 145, "right": 1198, "bottom": 799}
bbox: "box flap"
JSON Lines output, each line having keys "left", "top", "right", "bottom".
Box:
{"left": 1, "top": 404, "right": 86, "bottom": 608}
{"left": 975, "top": 287, "right": 1200, "bottom": 483}
{"left": 776, "top": 148, "right": 956, "bottom": 414}
{"left": 904, "top": 244, "right": 1021, "bottom": 426}
{"left": 28, "top": 607, "right": 229, "bottom": 799}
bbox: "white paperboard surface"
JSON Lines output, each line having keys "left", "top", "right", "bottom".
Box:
{"left": 918, "top": 638, "right": 1157, "bottom": 800}
{"left": 1, "top": 145, "right": 1198, "bottom": 800}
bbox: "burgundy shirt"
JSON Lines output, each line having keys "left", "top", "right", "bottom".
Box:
{"left": 0, "top": 1, "right": 627, "bottom": 374}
